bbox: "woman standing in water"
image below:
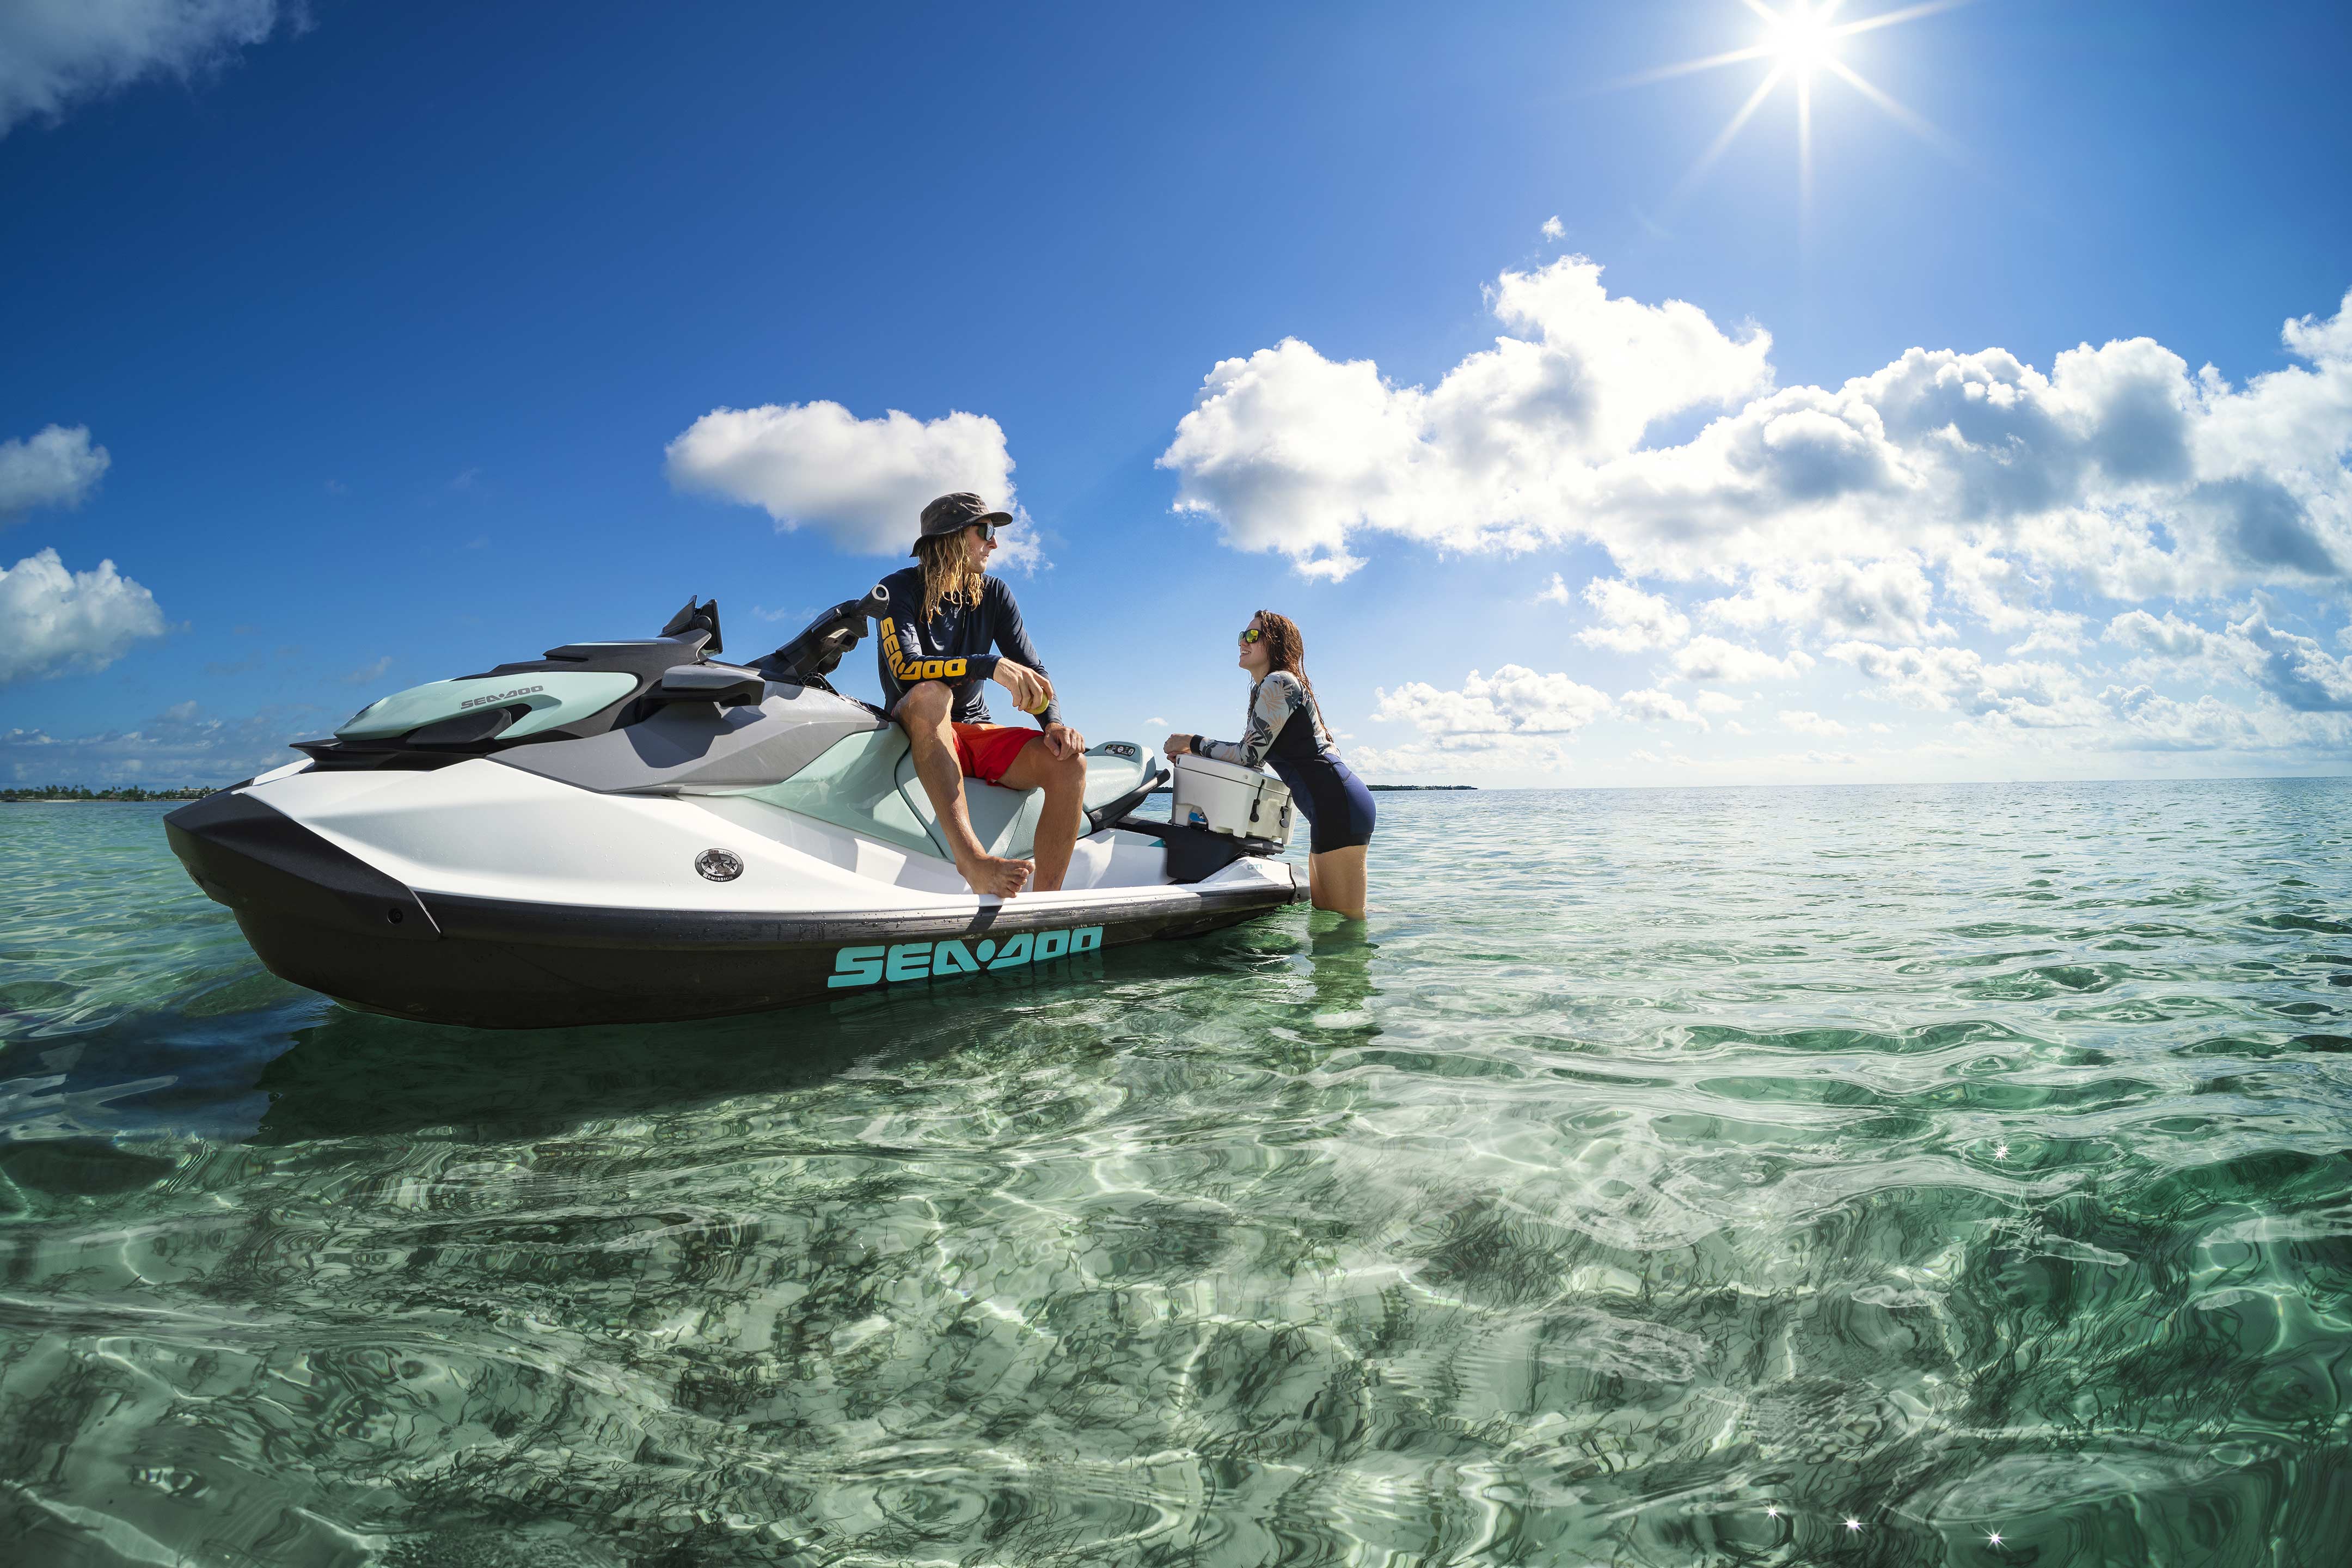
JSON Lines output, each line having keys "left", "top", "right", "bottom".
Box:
{"left": 1165, "top": 611, "right": 1376, "bottom": 918}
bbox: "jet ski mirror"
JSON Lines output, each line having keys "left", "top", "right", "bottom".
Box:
{"left": 759, "top": 581, "right": 892, "bottom": 684}
{"left": 650, "top": 664, "right": 766, "bottom": 708}
{"left": 660, "top": 597, "right": 724, "bottom": 656}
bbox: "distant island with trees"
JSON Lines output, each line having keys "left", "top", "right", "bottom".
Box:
{"left": 3, "top": 785, "right": 217, "bottom": 803}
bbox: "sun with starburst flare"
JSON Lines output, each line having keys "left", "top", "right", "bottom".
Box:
{"left": 1618, "top": 1, "right": 1971, "bottom": 210}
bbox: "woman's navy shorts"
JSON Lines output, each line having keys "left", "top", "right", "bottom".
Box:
{"left": 1272, "top": 752, "right": 1377, "bottom": 855}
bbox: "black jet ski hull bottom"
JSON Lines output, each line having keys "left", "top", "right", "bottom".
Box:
{"left": 167, "top": 792, "right": 1301, "bottom": 1028}
{"left": 220, "top": 892, "right": 1288, "bottom": 1028}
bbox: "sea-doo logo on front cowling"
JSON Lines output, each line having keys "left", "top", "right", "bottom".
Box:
{"left": 460, "top": 685, "right": 544, "bottom": 709}
{"left": 828, "top": 925, "right": 1104, "bottom": 988}
{"left": 695, "top": 849, "right": 743, "bottom": 881}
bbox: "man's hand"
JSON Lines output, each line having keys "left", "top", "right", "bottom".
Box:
{"left": 992, "top": 659, "right": 1052, "bottom": 715}
{"left": 1161, "top": 733, "right": 1191, "bottom": 759}
{"left": 1042, "top": 722, "right": 1085, "bottom": 759}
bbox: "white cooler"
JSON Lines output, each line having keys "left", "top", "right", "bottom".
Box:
{"left": 1171, "top": 754, "right": 1294, "bottom": 846}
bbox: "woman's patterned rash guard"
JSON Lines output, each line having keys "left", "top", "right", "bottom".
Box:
{"left": 1195, "top": 672, "right": 1330, "bottom": 767}
{"left": 1194, "top": 670, "right": 1377, "bottom": 855}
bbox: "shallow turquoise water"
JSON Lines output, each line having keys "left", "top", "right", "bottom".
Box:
{"left": 2, "top": 781, "right": 2349, "bottom": 1567}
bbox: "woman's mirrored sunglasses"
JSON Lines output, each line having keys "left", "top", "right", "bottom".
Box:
{"left": 1239, "top": 627, "right": 1265, "bottom": 645}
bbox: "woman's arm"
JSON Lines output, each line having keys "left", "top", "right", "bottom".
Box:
{"left": 1193, "top": 674, "right": 1302, "bottom": 767}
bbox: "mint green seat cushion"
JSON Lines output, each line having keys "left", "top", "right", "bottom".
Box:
{"left": 747, "top": 731, "right": 1155, "bottom": 862}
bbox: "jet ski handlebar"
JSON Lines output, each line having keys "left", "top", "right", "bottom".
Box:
{"left": 758, "top": 581, "right": 893, "bottom": 684}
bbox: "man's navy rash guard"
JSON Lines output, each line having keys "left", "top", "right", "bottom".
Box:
{"left": 872, "top": 566, "right": 1063, "bottom": 728}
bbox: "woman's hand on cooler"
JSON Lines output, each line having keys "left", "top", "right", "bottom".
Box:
{"left": 1161, "top": 734, "right": 1192, "bottom": 759}
{"left": 993, "top": 659, "right": 1052, "bottom": 715}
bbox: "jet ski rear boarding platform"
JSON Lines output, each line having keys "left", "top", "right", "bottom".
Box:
{"left": 166, "top": 591, "right": 1303, "bottom": 1028}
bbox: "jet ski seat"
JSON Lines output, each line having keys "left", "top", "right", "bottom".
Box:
{"left": 891, "top": 740, "right": 1159, "bottom": 862}
{"left": 739, "top": 729, "right": 1161, "bottom": 864}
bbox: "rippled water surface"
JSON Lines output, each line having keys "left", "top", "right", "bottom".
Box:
{"left": 3, "top": 782, "right": 2350, "bottom": 1567}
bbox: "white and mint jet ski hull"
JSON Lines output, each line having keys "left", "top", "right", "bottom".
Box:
{"left": 167, "top": 754, "right": 1298, "bottom": 1027}
{"left": 166, "top": 597, "right": 1301, "bottom": 1028}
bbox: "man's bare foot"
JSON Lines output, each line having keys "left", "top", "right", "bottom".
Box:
{"left": 957, "top": 851, "right": 1033, "bottom": 899}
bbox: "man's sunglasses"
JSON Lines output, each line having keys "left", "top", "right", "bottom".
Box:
{"left": 967, "top": 522, "right": 1000, "bottom": 542}
{"left": 1239, "top": 627, "right": 1265, "bottom": 645}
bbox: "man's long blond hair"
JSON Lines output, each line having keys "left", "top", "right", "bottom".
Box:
{"left": 915, "top": 532, "right": 987, "bottom": 621}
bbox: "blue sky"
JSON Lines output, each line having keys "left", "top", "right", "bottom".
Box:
{"left": 4, "top": 0, "right": 2349, "bottom": 786}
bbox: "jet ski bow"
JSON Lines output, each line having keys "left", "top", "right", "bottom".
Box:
{"left": 166, "top": 591, "right": 1302, "bottom": 1027}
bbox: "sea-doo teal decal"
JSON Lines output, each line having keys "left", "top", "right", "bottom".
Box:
{"left": 828, "top": 924, "right": 1104, "bottom": 989}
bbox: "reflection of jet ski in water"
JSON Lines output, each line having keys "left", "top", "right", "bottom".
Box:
{"left": 166, "top": 589, "right": 1300, "bottom": 1028}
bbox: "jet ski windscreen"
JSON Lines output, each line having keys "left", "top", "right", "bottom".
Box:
{"left": 661, "top": 597, "right": 724, "bottom": 654}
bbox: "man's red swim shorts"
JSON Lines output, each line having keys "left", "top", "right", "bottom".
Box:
{"left": 951, "top": 723, "right": 1039, "bottom": 785}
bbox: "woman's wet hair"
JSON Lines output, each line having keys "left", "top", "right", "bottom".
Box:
{"left": 1252, "top": 611, "right": 1326, "bottom": 735}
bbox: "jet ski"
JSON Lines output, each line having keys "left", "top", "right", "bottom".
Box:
{"left": 164, "top": 587, "right": 1301, "bottom": 1028}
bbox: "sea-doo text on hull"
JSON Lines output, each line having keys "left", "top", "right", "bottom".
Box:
{"left": 167, "top": 591, "right": 1301, "bottom": 1027}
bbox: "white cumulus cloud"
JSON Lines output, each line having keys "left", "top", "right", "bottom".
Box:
{"left": 666, "top": 400, "right": 1034, "bottom": 564}
{"left": 1827, "top": 641, "right": 2105, "bottom": 730}
{"left": 1156, "top": 254, "right": 2352, "bottom": 610}
{"left": 1576, "top": 577, "right": 1689, "bottom": 652}
{"left": 1159, "top": 256, "right": 1773, "bottom": 578}
{"left": 2106, "top": 602, "right": 2352, "bottom": 712}
{"left": 2085, "top": 685, "right": 2344, "bottom": 752}
{"left": 1669, "top": 635, "right": 1814, "bottom": 684}
{"left": 1826, "top": 641, "right": 1993, "bottom": 711}
{"left": 0, "top": 0, "right": 294, "bottom": 137}
{"left": 1779, "top": 709, "right": 1848, "bottom": 737}
{"left": 1540, "top": 216, "right": 1565, "bottom": 240}
{"left": 1358, "top": 664, "right": 1614, "bottom": 773}
{"left": 0, "top": 425, "right": 109, "bottom": 520}
{"left": 1699, "top": 556, "right": 1948, "bottom": 644}
{"left": 0, "top": 548, "right": 167, "bottom": 683}
{"left": 1619, "top": 687, "right": 1708, "bottom": 727}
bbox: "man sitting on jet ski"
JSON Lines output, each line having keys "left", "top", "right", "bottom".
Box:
{"left": 873, "top": 492, "right": 1086, "bottom": 899}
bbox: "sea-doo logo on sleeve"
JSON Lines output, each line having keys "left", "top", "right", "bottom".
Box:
{"left": 828, "top": 925, "right": 1104, "bottom": 988}
{"left": 880, "top": 620, "right": 966, "bottom": 683}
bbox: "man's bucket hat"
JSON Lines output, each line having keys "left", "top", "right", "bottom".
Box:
{"left": 914, "top": 492, "right": 1015, "bottom": 555}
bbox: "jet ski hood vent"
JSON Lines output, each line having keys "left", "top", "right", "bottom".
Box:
{"left": 337, "top": 671, "right": 642, "bottom": 743}
{"left": 337, "top": 627, "right": 725, "bottom": 745}
{"left": 324, "top": 600, "right": 737, "bottom": 761}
